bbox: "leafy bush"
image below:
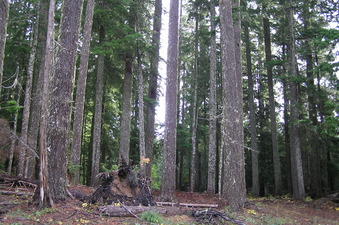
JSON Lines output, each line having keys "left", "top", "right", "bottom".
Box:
{"left": 140, "top": 210, "right": 164, "bottom": 224}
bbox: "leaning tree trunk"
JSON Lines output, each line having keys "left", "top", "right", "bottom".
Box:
{"left": 207, "top": 0, "right": 217, "bottom": 194}
{"left": 0, "top": 0, "right": 9, "bottom": 98}
{"left": 287, "top": 0, "right": 305, "bottom": 200}
{"left": 219, "top": 0, "right": 246, "bottom": 211}
{"left": 47, "top": 0, "right": 83, "bottom": 202}
{"left": 71, "top": 0, "right": 96, "bottom": 184}
{"left": 161, "top": 0, "right": 180, "bottom": 201}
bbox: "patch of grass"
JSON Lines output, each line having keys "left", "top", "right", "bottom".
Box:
{"left": 140, "top": 210, "right": 164, "bottom": 224}
{"left": 34, "top": 207, "right": 58, "bottom": 217}
{"left": 5, "top": 209, "right": 29, "bottom": 219}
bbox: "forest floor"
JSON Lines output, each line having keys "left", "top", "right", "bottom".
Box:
{"left": 1, "top": 184, "right": 339, "bottom": 225}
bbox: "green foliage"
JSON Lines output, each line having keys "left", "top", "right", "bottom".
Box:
{"left": 67, "top": 163, "right": 81, "bottom": 175}
{"left": 101, "top": 163, "right": 119, "bottom": 172}
{"left": 140, "top": 210, "right": 164, "bottom": 224}
{"left": 151, "top": 161, "right": 162, "bottom": 190}
{"left": 0, "top": 100, "right": 22, "bottom": 113}
{"left": 34, "top": 208, "right": 58, "bottom": 217}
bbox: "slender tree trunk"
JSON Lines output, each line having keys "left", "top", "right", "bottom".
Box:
{"left": 219, "top": 0, "right": 246, "bottom": 211}
{"left": 8, "top": 74, "right": 22, "bottom": 175}
{"left": 190, "top": 16, "right": 199, "bottom": 193}
{"left": 26, "top": 0, "right": 50, "bottom": 179}
{"left": 0, "top": 0, "right": 9, "bottom": 99}
{"left": 263, "top": 16, "right": 283, "bottom": 195}
{"left": 207, "top": 0, "right": 217, "bottom": 194}
{"left": 161, "top": 0, "right": 180, "bottom": 201}
{"left": 90, "top": 25, "right": 105, "bottom": 187}
{"left": 47, "top": 0, "right": 83, "bottom": 201}
{"left": 17, "top": 1, "right": 40, "bottom": 177}
{"left": 137, "top": 47, "right": 146, "bottom": 176}
{"left": 119, "top": 2, "right": 137, "bottom": 165}
{"left": 119, "top": 51, "right": 133, "bottom": 164}
{"left": 244, "top": 23, "right": 259, "bottom": 197}
{"left": 37, "top": 0, "right": 55, "bottom": 207}
{"left": 145, "top": 0, "right": 162, "bottom": 178}
{"left": 287, "top": 0, "right": 305, "bottom": 200}
{"left": 71, "top": 0, "right": 96, "bottom": 184}
{"left": 302, "top": 3, "right": 320, "bottom": 197}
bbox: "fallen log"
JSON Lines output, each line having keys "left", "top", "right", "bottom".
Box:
{"left": 98, "top": 205, "right": 178, "bottom": 217}
{"left": 179, "top": 203, "right": 218, "bottom": 208}
{"left": 0, "top": 190, "right": 33, "bottom": 196}
{"left": 155, "top": 202, "right": 218, "bottom": 208}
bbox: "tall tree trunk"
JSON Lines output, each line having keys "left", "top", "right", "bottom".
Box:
{"left": 219, "top": 0, "right": 246, "bottom": 211}
{"left": 47, "top": 0, "right": 83, "bottom": 201}
{"left": 71, "top": 0, "right": 96, "bottom": 184}
{"left": 90, "top": 26, "right": 105, "bottom": 187}
{"left": 263, "top": 16, "right": 283, "bottom": 195}
{"left": 0, "top": 0, "right": 9, "bottom": 99}
{"left": 119, "top": 51, "right": 133, "bottom": 164}
{"left": 244, "top": 23, "right": 259, "bottom": 197}
{"left": 137, "top": 46, "right": 146, "bottom": 176}
{"left": 26, "top": 0, "right": 50, "bottom": 179}
{"left": 287, "top": 0, "right": 305, "bottom": 200}
{"left": 37, "top": 0, "right": 55, "bottom": 207}
{"left": 190, "top": 15, "right": 199, "bottom": 193}
{"left": 302, "top": 2, "right": 321, "bottom": 197}
{"left": 17, "top": 1, "right": 40, "bottom": 177}
{"left": 161, "top": 0, "right": 179, "bottom": 201}
{"left": 145, "top": 0, "right": 162, "bottom": 178}
{"left": 207, "top": 0, "right": 217, "bottom": 194}
{"left": 8, "top": 74, "right": 22, "bottom": 175}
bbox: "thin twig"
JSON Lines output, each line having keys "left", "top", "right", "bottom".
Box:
{"left": 118, "top": 200, "right": 141, "bottom": 220}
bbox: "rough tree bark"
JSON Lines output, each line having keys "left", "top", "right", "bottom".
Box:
{"left": 17, "top": 1, "right": 40, "bottom": 177}
{"left": 37, "top": 0, "right": 55, "bottom": 207}
{"left": 47, "top": 0, "right": 83, "bottom": 201}
{"left": 207, "top": 0, "right": 217, "bottom": 194}
{"left": 71, "top": 0, "right": 96, "bottom": 184}
{"left": 137, "top": 50, "right": 146, "bottom": 176}
{"left": 161, "top": 0, "right": 180, "bottom": 201}
{"left": 190, "top": 15, "right": 199, "bottom": 193}
{"left": 263, "top": 15, "right": 283, "bottom": 195}
{"left": 0, "top": 0, "right": 9, "bottom": 99}
{"left": 26, "top": 0, "right": 50, "bottom": 179}
{"left": 219, "top": 0, "right": 247, "bottom": 210}
{"left": 8, "top": 74, "right": 22, "bottom": 175}
{"left": 287, "top": 0, "right": 305, "bottom": 200}
{"left": 145, "top": 0, "right": 162, "bottom": 178}
{"left": 119, "top": 51, "right": 133, "bottom": 164}
{"left": 302, "top": 1, "right": 321, "bottom": 197}
{"left": 119, "top": 2, "right": 137, "bottom": 165}
{"left": 244, "top": 22, "right": 259, "bottom": 197}
{"left": 91, "top": 25, "right": 105, "bottom": 187}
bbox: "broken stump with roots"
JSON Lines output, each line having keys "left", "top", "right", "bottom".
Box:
{"left": 88, "top": 163, "right": 154, "bottom": 207}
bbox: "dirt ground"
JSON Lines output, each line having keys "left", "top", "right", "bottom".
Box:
{"left": 1, "top": 184, "right": 339, "bottom": 224}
